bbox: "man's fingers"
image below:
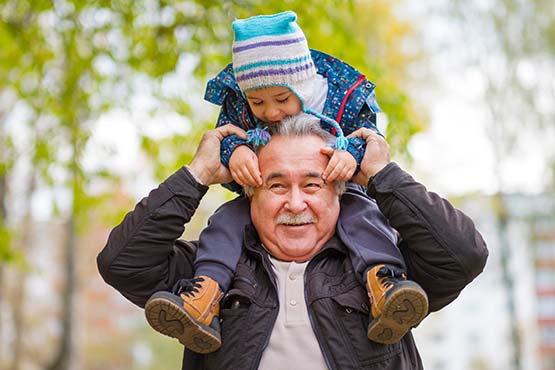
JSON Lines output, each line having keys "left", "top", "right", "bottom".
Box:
{"left": 215, "top": 124, "right": 247, "bottom": 140}
{"left": 347, "top": 127, "right": 374, "bottom": 140}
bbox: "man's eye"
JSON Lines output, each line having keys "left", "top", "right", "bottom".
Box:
{"left": 305, "top": 183, "right": 322, "bottom": 190}
{"left": 269, "top": 183, "right": 285, "bottom": 189}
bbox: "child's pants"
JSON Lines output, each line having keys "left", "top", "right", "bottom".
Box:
{"left": 195, "top": 184, "right": 405, "bottom": 291}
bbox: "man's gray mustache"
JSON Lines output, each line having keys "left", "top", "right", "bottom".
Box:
{"left": 276, "top": 213, "right": 317, "bottom": 225}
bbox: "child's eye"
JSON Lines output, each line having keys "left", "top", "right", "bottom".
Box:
{"left": 250, "top": 101, "right": 263, "bottom": 106}
{"left": 276, "top": 96, "right": 289, "bottom": 103}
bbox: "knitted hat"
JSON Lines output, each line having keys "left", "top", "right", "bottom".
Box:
{"left": 232, "top": 11, "right": 316, "bottom": 102}
{"left": 231, "top": 11, "right": 348, "bottom": 151}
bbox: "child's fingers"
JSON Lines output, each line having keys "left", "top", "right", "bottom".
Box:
{"left": 246, "top": 160, "right": 262, "bottom": 186}
{"left": 231, "top": 169, "right": 246, "bottom": 186}
{"left": 336, "top": 166, "right": 356, "bottom": 182}
{"left": 234, "top": 165, "right": 257, "bottom": 187}
{"left": 323, "top": 159, "right": 337, "bottom": 180}
{"left": 320, "top": 146, "right": 335, "bottom": 158}
{"left": 326, "top": 163, "right": 345, "bottom": 183}
{"left": 243, "top": 168, "right": 260, "bottom": 187}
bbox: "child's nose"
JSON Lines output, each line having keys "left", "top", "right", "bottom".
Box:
{"left": 265, "top": 107, "right": 282, "bottom": 121}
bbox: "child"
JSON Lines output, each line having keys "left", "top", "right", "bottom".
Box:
{"left": 144, "top": 11, "right": 428, "bottom": 353}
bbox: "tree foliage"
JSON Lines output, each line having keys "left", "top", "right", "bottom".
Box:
{"left": 447, "top": 0, "right": 555, "bottom": 191}
{"left": 0, "top": 1, "right": 425, "bottom": 369}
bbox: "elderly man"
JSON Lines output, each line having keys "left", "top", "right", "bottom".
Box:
{"left": 97, "top": 115, "right": 488, "bottom": 370}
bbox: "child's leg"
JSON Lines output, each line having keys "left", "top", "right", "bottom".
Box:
{"left": 145, "top": 196, "right": 251, "bottom": 354}
{"left": 336, "top": 183, "right": 428, "bottom": 345}
{"left": 336, "top": 183, "right": 404, "bottom": 280}
{"left": 195, "top": 195, "right": 251, "bottom": 292}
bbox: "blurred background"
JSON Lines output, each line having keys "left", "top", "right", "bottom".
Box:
{"left": 0, "top": 1, "right": 554, "bottom": 369}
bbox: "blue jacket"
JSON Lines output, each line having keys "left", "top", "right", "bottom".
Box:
{"left": 204, "top": 49, "right": 382, "bottom": 171}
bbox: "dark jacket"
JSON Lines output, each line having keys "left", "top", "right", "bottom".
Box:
{"left": 97, "top": 163, "right": 488, "bottom": 370}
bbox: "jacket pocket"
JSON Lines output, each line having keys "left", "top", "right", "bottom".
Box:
{"left": 328, "top": 288, "right": 403, "bottom": 368}
{"left": 204, "top": 292, "right": 251, "bottom": 370}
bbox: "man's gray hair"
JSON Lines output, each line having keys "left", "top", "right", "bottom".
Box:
{"left": 244, "top": 114, "right": 347, "bottom": 196}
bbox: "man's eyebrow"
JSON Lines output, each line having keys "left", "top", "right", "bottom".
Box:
{"left": 264, "top": 171, "right": 324, "bottom": 182}
{"left": 265, "top": 172, "right": 284, "bottom": 182}
{"left": 305, "top": 171, "right": 324, "bottom": 180}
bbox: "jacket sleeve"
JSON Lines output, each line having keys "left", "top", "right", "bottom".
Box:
{"left": 347, "top": 103, "right": 382, "bottom": 168}
{"left": 217, "top": 94, "right": 251, "bottom": 168}
{"left": 367, "top": 162, "right": 488, "bottom": 312}
{"left": 96, "top": 167, "right": 208, "bottom": 308}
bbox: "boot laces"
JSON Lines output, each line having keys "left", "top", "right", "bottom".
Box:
{"left": 171, "top": 277, "right": 205, "bottom": 298}
{"left": 376, "top": 266, "right": 406, "bottom": 289}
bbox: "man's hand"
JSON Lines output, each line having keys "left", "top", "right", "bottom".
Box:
{"left": 348, "top": 128, "right": 391, "bottom": 186}
{"left": 229, "top": 145, "right": 262, "bottom": 186}
{"left": 319, "top": 147, "right": 357, "bottom": 183}
{"left": 189, "top": 124, "right": 247, "bottom": 185}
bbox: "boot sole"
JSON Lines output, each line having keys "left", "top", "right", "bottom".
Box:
{"left": 367, "top": 283, "right": 428, "bottom": 344}
{"left": 144, "top": 292, "right": 221, "bottom": 354}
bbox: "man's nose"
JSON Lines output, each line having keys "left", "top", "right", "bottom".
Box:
{"left": 285, "top": 187, "right": 307, "bottom": 213}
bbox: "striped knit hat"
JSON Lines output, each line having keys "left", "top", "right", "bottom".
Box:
{"left": 231, "top": 11, "right": 348, "bottom": 150}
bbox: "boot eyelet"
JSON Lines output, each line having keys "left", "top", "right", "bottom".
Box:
{"left": 345, "top": 308, "right": 353, "bottom": 314}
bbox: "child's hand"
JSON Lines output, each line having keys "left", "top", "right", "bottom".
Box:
{"left": 229, "top": 145, "right": 262, "bottom": 187}
{"left": 320, "top": 146, "right": 357, "bottom": 182}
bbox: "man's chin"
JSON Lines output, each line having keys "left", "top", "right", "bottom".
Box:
{"left": 274, "top": 236, "right": 321, "bottom": 260}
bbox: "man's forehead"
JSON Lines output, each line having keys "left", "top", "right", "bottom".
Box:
{"left": 258, "top": 135, "right": 327, "bottom": 162}
{"left": 264, "top": 171, "right": 323, "bottom": 182}
{"left": 258, "top": 140, "right": 329, "bottom": 179}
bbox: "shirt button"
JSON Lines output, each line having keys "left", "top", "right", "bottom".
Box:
{"left": 289, "top": 274, "right": 297, "bottom": 281}
{"left": 290, "top": 299, "right": 297, "bottom": 306}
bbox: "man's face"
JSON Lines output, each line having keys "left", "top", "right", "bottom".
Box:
{"left": 250, "top": 134, "right": 340, "bottom": 261}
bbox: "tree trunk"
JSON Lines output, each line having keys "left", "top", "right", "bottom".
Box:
{"left": 9, "top": 172, "right": 36, "bottom": 370}
{"left": 0, "top": 172, "right": 6, "bottom": 365}
{"left": 46, "top": 215, "right": 76, "bottom": 370}
{"left": 47, "top": 119, "right": 80, "bottom": 370}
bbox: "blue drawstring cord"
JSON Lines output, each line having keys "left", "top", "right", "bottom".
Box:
{"left": 304, "top": 108, "right": 349, "bottom": 150}
{"left": 246, "top": 127, "right": 271, "bottom": 148}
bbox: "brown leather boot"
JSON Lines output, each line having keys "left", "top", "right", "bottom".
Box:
{"left": 145, "top": 276, "right": 223, "bottom": 354}
{"left": 366, "top": 265, "right": 428, "bottom": 344}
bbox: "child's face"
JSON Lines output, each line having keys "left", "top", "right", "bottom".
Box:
{"left": 245, "top": 86, "right": 302, "bottom": 125}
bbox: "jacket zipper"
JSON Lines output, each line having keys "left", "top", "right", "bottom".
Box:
{"left": 335, "top": 74, "right": 366, "bottom": 124}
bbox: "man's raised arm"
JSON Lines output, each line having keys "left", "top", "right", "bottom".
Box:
{"left": 97, "top": 125, "right": 246, "bottom": 307}
{"left": 349, "top": 128, "right": 488, "bottom": 312}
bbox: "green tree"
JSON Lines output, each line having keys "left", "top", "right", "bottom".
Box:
{"left": 445, "top": 2, "right": 555, "bottom": 370}
{"left": 0, "top": 1, "right": 426, "bottom": 369}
